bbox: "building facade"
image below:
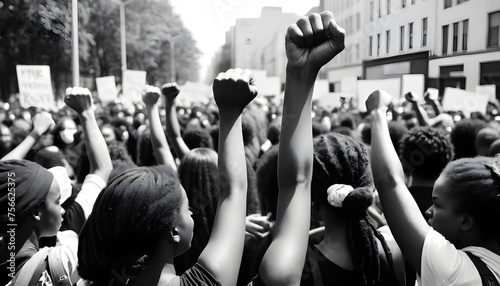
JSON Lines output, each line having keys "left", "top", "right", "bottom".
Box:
{"left": 323, "top": 0, "right": 500, "bottom": 98}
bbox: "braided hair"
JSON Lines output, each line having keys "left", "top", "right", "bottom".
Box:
{"left": 77, "top": 165, "right": 183, "bottom": 285}
{"left": 311, "top": 132, "right": 394, "bottom": 286}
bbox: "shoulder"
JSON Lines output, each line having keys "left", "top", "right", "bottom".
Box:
{"left": 178, "top": 263, "right": 222, "bottom": 286}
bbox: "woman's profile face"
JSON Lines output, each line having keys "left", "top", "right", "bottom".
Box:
{"left": 426, "top": 175, "right": 464, "bottom": 245}
{"left": 38, "top": 179, "right": 65, "bottom": 237}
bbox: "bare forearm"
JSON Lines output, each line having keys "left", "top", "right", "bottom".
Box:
{"left": 79, "top": 110, "right": 112, "bottom": 181}
{"left": 1, "top": 131, "right": 39, "bottom": 161}
{"left": 165, "top": 99, "right": 189, "bottom": 160}
{"left": 146, "top": 104, "right": 176, "bottom": 170}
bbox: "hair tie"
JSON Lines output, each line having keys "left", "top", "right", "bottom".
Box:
{"left": 327, "top": 184, "right": 354, "bottom": 208}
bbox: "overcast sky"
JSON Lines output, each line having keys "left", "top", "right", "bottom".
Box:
{"left": 169, "top": 0, "right": 319, "bottom": 81}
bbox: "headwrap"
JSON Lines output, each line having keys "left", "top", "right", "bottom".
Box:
{"left": 0, "top": 160, "right": 54, "bottom": 227}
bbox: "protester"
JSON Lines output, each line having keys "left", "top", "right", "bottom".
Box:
{"left": 367, "top": 89, "right": 500, "bottom": 285}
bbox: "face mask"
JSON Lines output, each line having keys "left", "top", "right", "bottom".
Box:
{"left": 59, "top": 129, "right": 76, "bottom": 144}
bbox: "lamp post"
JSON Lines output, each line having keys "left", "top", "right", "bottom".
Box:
{"left": 165, "top": 34, "right": 180, "bottom": 83}
{"left": 110, "top": 0, "right": 138, "bottom": 81}
{"left": 71, "top": 0, "right": 79, "bottom": 86}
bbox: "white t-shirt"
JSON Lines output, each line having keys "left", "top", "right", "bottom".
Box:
{"left": 418, "top": 228, "right": 500, "bottom": 286}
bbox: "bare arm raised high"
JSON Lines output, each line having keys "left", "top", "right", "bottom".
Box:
{"left": 367, "top": 90, "right": 430, "bottom": 274}
{"left": 259, "top": 12, "right": 345, "bottom": 286}
{"left": 197, "top": 68, "right": 258, "bottom": 286}
{"left": 162, "top": 83, "right": 190, "bottom": 161}
{"left": 142, "top": 85, "right": 177, "bottom": 171}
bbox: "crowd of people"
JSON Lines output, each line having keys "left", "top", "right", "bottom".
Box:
{"left": 0, "top": 10, "right": 499, "bottom": 286}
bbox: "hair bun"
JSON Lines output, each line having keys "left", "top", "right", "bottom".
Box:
{"left": 342, "top": 186, "right": 373, "bottom": 215}
{"left": 327, "top": 184, "right": 354, "bottom": 208}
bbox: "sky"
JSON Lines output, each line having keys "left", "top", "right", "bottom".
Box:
{"left": 169, "top": 0, "right": 320, "bottom": 82}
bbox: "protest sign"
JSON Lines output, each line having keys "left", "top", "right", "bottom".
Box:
{"left": 96, "top": 76, "right": 118, "bottom": 105}
{"left": 442, "top": 87, "right": 489, "bottom": 117}
{"left": 16, "top": 65, "right": 55, "bottom": 111}
{"left": 122, "top": 70, "right": 147, "bottom": 103}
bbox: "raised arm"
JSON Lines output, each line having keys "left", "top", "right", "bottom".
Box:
{"left": 367, "top": 90, "right": 430, "bottom": 274}
{"left": 1, "top": 112, "right": 54, "bottom": 161}
{"left": 405, "top": 91, "right": 431, "bottom": 127}
{"left": 162, "top": 83, "right": 190, "bottom": 160}
{"left": 259, "top": 12, "right": 345, "bottom": 285}
{"left": 142, "top": 85, "right": 177, "bottom": 171}
{"left": 424, "top": 90, "right": 444, "bottom": 116}
{"left": 64, "top": 87, "right": 112, "bottom": 183}
{"left": 197, "top": 69, "right": 257, "bottom": 286}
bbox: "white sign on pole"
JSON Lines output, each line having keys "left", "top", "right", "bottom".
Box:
{"left": 96, "top": 76, "right": 117, "bottom": 105}
{"left": 442, "top": 87, "right": 489, "bottom": 117}
{"left": 357, "top": 78, "right": 401, "bottom": 112}
{"left": 122, "top": 70, "right": 147, "bottom": 103}
{"left": 16, "top": 65, "right": 55, "bottom": 111}
{"left": 475, "top": 85, "right": 496, "bottom": 102}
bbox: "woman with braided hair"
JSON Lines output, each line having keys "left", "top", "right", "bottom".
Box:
{"left": 300, "top": 132, "right": 405, "bottom": 286}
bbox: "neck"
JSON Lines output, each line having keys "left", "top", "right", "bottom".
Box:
{"left": 409, "top": 175, "right": 436, "bottom": 187}
{"left": 130, "top": 240, "right": 176, "bottom": 286}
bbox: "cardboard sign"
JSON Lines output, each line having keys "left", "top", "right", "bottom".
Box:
{"left": 122, "top": 70, "right": 147, "bottom": 103}
{"left": 442, "top": 87, "right": 489, "bottom": 117}
{"left": 475, "top": 85, "right": 496, "bottom": 102}
{"left": 357, "top": 78, "right": 401, "bottom": 112}
{"left": 16, "top": 65, "right": 55, "bottom": 111}
{"left": 96, "top": 76, "right": 117, "bottom": 105}
{"left": 402, "top": 74, "right": 425, "bottom": 100}
{"left": 177, "top": 81, "right": 211, "bottom": 106}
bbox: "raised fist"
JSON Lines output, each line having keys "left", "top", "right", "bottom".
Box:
{"left": 142, "top": 85, "right": 161, "bottom": 106}
{"left": 366, "top": 90, "right": 393, "bottom": 113}
{"left": 32, "top": 111, "right": 55, "bottom": 136}
{"left": 404, "top": 91, "right": 420, "bottom": 104}
{"left": 161, "top": 82, "right": 180, "bottom": 101}
{"left": 286, "top": 11, "right": 345, "bottom": 71}
{"left": 213, "top": 68, "right": 258, "bottom": 114}
{"left": 65, "top": 87, "right": 93, "bottom": 114}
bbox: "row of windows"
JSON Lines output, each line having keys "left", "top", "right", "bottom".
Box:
{"left": 444, "top": 0, "right": 469, "bottom": 9}
{"left": 368, "top": 17, "right": 428, "bottom": 56}
{"left": 370, "top": 0, "right": 417, "bottom": 21}
{"left": 367, "top": 10, "right": 500, "bottom": 58}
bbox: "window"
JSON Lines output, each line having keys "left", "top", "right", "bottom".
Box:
{"left": 462, "top": 19, "right": 468, "bottom": 51}
{"left": 444, "top": 0, "right": 452, "bottom": 9}
{"left": 457, "top": 0, "right": 467, "bottom": 4}
{"left": 402, "top": 0, "right": 406, "bottom": 8}
{"left": 409, "top": 22, "right": 414, "bottom": 49}
{"left": 411, "top": 0, "right": 415, "bottom": 4}
{"left": 377, "top": 33, "right": 381, "bottom": 55}
{"left": 488, "top": 11, "right": 500, "bottom": 47}
{"left": 356, "top": 43, "right": 360, "bottom": 60}
{"left": 400, "top": 25, "right": 405, "bottom": 51}
{"left": 422, "top": 17, "right": 428, "bottom": 47}
{"left": 370, "top": 1, "right": 374, "bottom": 21}
{"left": 386, "top": 30, "right": 391, "bottom": 53}
{"left": 356, "top": 13, "right": 360, "bottom": 31}
{"left": 387, "top": 0, "right": 391, "bottom": 15}
{"left": 453, "top": 22, "right": 459, "bottom": 52}
{"left": 379, "top": 0, "right": 381, "bottom": 18}
{"left": 369, "top": 36, "right": 373, "bottom": 56}
{"left": 442, "top": 25, "right": 449, "bottom": 55}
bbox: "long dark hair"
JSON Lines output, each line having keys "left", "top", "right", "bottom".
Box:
{"left": 311, "top": 132, "right": 394, "bottom": 286}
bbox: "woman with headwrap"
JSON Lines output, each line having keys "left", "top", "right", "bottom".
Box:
{"left": 78, "top": 69, "right": 257, "bottom": 285}
{"left": 0, "top": 87, "right": 112, "bottom": 285}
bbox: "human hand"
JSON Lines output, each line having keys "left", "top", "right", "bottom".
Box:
{"left": 32, "top": 111, "right": 55, "bottom": 137}
{"left": 366, "top": 90, "right": 393, "bottom": 113}
{"left": 424, "top": 89, "right": 439, "bottom": 102}
{"left": 142, "top": 85, "right": 161, "bottom": 106}
{"left": 285, "top": 11, "right": 345, "bottom": 71}
{"left": 161, "top": 82, "right": 180, "bottom": 102}
{"left": 213, "top": 68, "right": 258, "bottom": 114}
{"left": 65, "top": 87, "right": 93, "bottom": 114}
{"left": 245, "top": 213, "right": 272, "bottom": 239}
{"left": 404, "top": 91, "right": 420, "bottom": 104}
